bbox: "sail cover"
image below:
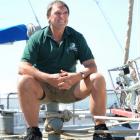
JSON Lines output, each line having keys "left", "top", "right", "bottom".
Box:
{"left": 0, "top": 24, "right": 28, "bottom": 44}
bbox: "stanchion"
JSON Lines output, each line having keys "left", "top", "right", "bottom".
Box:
{"left": 45, "top": 102, "right": 63, "bottom": 140}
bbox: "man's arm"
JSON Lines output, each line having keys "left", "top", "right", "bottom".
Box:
{"left": 78, "top": 59, "right": 97, "bottom": 79}
{"left": 18, "top": 61, "right": 38, "bottom": 76}
{"left": 18, "top": 61, "right": 63, "bottom": 88}
{"left": 58, "top": 59, "right": 97, "bottom": 90}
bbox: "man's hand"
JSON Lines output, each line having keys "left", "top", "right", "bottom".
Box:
{"left": 46, "top": 73, "right": 66, "bottom": 88}
{"left": 57, "top": 70, "right": 81, "bottom": 90}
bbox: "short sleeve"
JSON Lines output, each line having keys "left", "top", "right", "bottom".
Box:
{"left": 77, "top": 34, "right": 94, "bottom": 63}
{"left": 21, "top": 33, "right": 40, "bottom": 65}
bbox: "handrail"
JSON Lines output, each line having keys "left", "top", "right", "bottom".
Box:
{"left": 7, "top": 92, "right": 17, "bottom": 109}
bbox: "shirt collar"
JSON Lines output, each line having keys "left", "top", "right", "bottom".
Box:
{"left": 44, "top": 26, "right": 72, "bottom": 40}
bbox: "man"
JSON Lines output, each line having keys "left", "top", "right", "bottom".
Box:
{"left": 17, "top": 0, "right": 113, "bottom": 140}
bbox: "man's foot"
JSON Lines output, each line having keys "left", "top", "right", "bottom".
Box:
{"left": 24, "top": 127, "right": 42, "bottom": 140}
{"left": 93, "top": 124, "right": 114, "bottom": 140}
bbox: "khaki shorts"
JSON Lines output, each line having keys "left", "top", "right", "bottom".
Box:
{"left": 39, "top": 82, "right": 81, "bottom": 104}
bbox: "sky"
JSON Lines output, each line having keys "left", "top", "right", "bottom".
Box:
{"left": 0, "top": 0, "right": 139, "bottom": 94}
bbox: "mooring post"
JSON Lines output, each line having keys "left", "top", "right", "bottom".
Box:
{"left": 46, "top": 102, "right": 63, "bottom": 140}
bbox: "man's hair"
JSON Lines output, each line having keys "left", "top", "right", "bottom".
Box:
{"left": 46, "top": 0, "right": 70, "bottom": 17}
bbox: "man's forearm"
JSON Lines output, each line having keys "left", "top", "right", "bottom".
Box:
{"left": 79, "top": 59, "right": 97, "bottom": 79}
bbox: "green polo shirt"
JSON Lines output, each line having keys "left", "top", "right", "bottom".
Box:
{"left": 21, "top": 26, "right": 94, "bottom": 73}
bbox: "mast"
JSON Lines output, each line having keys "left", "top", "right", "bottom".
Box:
{"left": 123, "top": 0, "right": 134, "bottom": 64}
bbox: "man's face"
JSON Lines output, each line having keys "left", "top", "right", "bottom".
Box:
{"left": 48, "top": 3, "right": 69, "bottom": 29}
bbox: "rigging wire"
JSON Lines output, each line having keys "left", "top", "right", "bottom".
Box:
{"left": 93, "top": 0, "right": 124, "bottom": 52}
{"left": 27, "top": 0, "right": 41, "bottom": 28}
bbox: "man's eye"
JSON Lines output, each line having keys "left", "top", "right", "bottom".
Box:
{"left": 64, "top": 11, "right": 68, "bottom": 15}
{"left": 55, "top": 12, "right": 61, "bottom": 16}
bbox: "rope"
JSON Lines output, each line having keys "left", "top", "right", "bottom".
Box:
{"left": 45, "top": 110, "right": 140, "bottom": 123}
{"left": 0, "top": 134, "right": 24, "bottom": 139}
{"left": 26, "top": 23, "right": 36, "bottom": 37}
{"left": 108, "top": 120, "right": 132, "bottom": 127}
{"left": 44, "top": 110, "right": 73, "bottom": 133}
{"left": 46, "top": 110, "right": 73, "bottom": 122}
{"left": 43, "top": 128, "right": 140, "bottom": 139}
{"left": 1, "top": 129, "right": 140, "bottom": 139}
{"left": 44, "top": 110, "right": 140, "bottom": 138}
{"left": 26, "top": 23, "right": 41, "bottom": 37}
{"left": 94, "top": 115, "right": 140, "bottom": 121}
{"left": 61, "top": 132, "right": 93, "bottom": 138}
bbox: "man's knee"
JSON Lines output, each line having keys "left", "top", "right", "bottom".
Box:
{"left": 17, "top": 75, "right": 35, "bottom": 90}
{"left": 90, "top": 73, "right": 105, "bottom": 82}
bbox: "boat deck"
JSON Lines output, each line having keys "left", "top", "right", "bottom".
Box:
{"left": 1, "top": 134, "right": 140, "bottom": 140}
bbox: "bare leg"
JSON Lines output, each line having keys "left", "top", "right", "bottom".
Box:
{"left": 74, "top": 73, "right": 106, "bottom": 125}
{"left": 17, "top": 75, "right": 44, "bottom": 127}
{"left": 89, "top": 73, "right": 106, "bottom": 125}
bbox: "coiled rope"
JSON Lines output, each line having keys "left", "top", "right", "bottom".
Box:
{"left": 43, "top": 109, "right": 140, "bottom": 138}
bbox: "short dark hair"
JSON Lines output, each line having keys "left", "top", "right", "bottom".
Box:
{"left": 46, "top": 0, "right": 70, "bottom": 17}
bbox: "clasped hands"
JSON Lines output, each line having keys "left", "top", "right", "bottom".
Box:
{"left": 48, "top": 70, "right": 78, "bottom": 90}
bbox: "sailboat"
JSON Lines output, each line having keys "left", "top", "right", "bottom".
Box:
{"left": 0, "top": 0, "right": 140, "bottom": 139}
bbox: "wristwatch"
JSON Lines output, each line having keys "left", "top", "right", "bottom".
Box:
{"left": 80, "top": 71, "right": 85, "bottom": 79}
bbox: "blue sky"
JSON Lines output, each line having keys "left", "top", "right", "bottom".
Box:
{"left": 0, "top": 0, "right": 139, "bottom": 93}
